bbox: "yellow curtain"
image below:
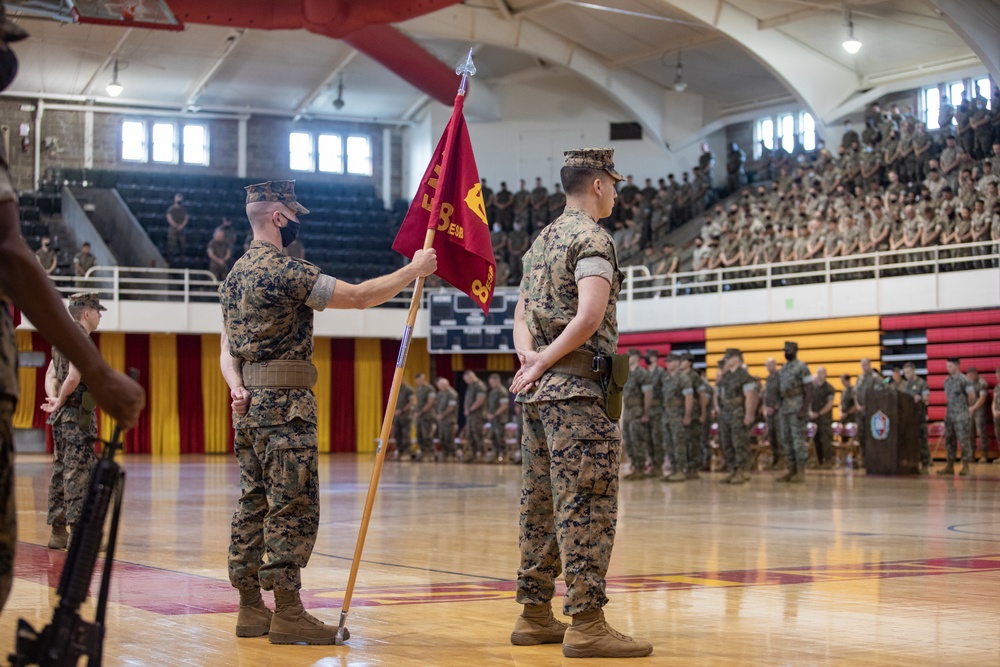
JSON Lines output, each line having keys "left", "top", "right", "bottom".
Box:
{"left": 403, "top": 338, "right": 431, "bottom": 387}
{"left": 451, "top": 353, "right": 464, "bottom": 372}
{"left": 314, "top": 337, "right": 331, "bottom": 453}
{"left": 487, "top": 353, "right": 515, "bottom": 371}
{"left": 149, "top": 333, "right": 180, "bottom": 455}
{"left": 98, "top": 332, "right": 126, "bottom": 440}
{"left": 201, "top": 333, "right": 230, "bottom": 454}
{"left": 13, "top": 330, "right": 37, "bottom": 429}
{"left": 354, "top": 338, "right": 383, "bottom": 453}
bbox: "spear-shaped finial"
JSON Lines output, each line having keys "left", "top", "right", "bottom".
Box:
{"left": 456, "top": 48, "right": 477, "bottom": 96}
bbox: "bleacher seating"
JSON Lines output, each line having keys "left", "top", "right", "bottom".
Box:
{"left": 66, "top": 169, "right": 400, "bottom": 282}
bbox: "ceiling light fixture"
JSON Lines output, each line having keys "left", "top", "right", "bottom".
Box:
{"left": 106, "top": 58, "right": 124, "bottom": 97}
{"left": 672, "top": 52, "right": 687, "bottom": 93}
{"left": 841, "top": 3, "right": 862, "bottom": 54}
{"left": 333, "top": 75, "right": 345, "bottom": 110}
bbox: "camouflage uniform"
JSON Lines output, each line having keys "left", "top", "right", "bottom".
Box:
{"left": 622, "top": 363, "right": 650, "bottom": 471}
{"left": 970, "top": 377, "right": 990, "bottom": 458}
{"left": 646, "top": 361, "right": 667, "bottom": 474}
{"left": 685, "top": 370, "right": 709, "bottom": 474}
{"left": 516, "top": 200, "right": 623, "bottom": 617}
{"left": 392, "top": 382, "right": 415, "bottom": 454}
{"left": 717, "top": 367, "right": 758, "bottom": 473}
{"left": 900, "top": 376, "right": 931, "bottom": 466}
{"left": 464, "top": 377, "right": 489, "bottom": 458}
{"left": 47, "top": 321, "right": 99, "bottom": 528}
{"left": 839, "top": 384, "right": 857, "bottom": 426}
{"left": 854, "top": 370, "right": 880, "bottom": 456}
{"left": 220, "top": 233, "right": 335, "bottom": 595}
{"left": 778, "top": 359, "right": 812, "bottom": 469}
{"left": 0, "top": 137, "right": 20, "bottom": 610}
{"left": 810, "top": 380, "right": 835, "bottom": 465}
{"left": 415, "top": 383, "right": 437, "bottom": 456}
{"left": 435, "top": 386, "right": 459, "bottom": 457}
{"left": 486, "top": 384, "right": 510, "bottom": 458}
{"left": 661, "top": 369, "right": 690, "bottom": 473}
{"left": 943, "top": 373, "right": 975, "bottom": 463}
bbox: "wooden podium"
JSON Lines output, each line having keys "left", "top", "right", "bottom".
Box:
{"left": 863, "top": 389, "right": 920, "bottom": 475}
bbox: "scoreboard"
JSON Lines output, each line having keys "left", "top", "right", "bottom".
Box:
{"left": 427, "top": 288, "right": 519, "bottom": 353}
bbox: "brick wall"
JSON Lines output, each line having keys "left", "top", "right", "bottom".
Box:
{"left": 0, "top": 98, "right": 389, "bottom": 200}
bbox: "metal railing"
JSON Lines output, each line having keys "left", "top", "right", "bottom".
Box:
{"left": 48, "top": 240, "right": 999, "bottom": 308}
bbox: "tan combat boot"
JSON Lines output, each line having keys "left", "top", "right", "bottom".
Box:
{"left": 788, "top": 467, "right": 805, "bottom": 483}
{"left": 510, "top": 601, "right": 568, "bottom": 646}
{"left": 47, "top": 523, "right": 69, "bottom": 550}
{"left": 269, "top": 589, "right": 342, "bottom": 645}
{"left": 729, "top": 469, "right": 750, "bottom": 484}
{"left": 236, "top": 589, "right": 273, "bottom": 638}
{"left": 722, "top": 469, "right": 738, "bottom": 483}
{"left": 661, "top": 470, "right": 686, "bottom": 483}
{"left": 777, "top": 462, "right": 797, "bottom": 482}
{"left": 562, "top": 609, "right": 653, "bottom": 659}
{"left": 958, "top": 462, "right": 971, "bottom": 476}
{"left": 936, "top": 462, "right": 955, "bottom": 476}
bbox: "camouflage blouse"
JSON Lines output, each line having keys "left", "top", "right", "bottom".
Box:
{"left": 220, "top": 240, "right": 334, "bottom": 428}
{"left": 0, "top": 145, "right": 19, "bottom": 402}
{"left": 519, "top": 206, "right": 622, "bottom": 403}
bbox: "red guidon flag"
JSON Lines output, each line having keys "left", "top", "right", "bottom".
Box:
{"left": 392, "top": 93, "right": 495, "bottom": 315}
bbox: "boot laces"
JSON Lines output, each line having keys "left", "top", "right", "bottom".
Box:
{"left": 601, "top": 620, "right": 633, "bottom": 643}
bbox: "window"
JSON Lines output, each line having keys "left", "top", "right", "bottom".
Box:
{"left": 800, "top": 112, "right": 816, "bottom": 151}
{"left": 923, "top": 86, "right": 941, "bottom": 130}
{"left": 289, "top": 132, "right": 314, "bottom": 171}
{"left": 151, "top": 122, "right": 177, "bottom": 163}
{"left": 121, "top": 120, "right": 146, "bottom": 162}
{"left": 949, "top": 81, "right": 965, "bottom": 109}
{"left": 778, "top": 114, "right": 794, "bottom": 152}
{"left": 975, "top": 77, "right": 992, "bottom": 109}
{"left": 318, "top": 134, "right": 343, "bottom": 173}
{"left": 346, "top": 135, "right": 372, "bottom": 176}
{"left": 754, "top": 118, "right": 774, "bottom": 158}
{"left": 183, "top": 125, "right": 209, "bottom": 166}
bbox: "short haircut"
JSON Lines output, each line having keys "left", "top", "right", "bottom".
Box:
{"left": 946, "top": 357, "right": 960, "bottom": 365}
{"left": 560, "top": 166, "right": 606, "bottom": 196}
{"left": 903, "top": 362, "right": 916, "bottom": 370}
{"left": 489, "top": 373, "right": 501, "bottom": 382}
{"left": 967, "top": 366, "right": 978, "bottom": 374}
{"left": 415, "top": 372, "right": 425, "bottom": 380}
{"left": 68, "top": 305, "right": 87, "bottom": 321}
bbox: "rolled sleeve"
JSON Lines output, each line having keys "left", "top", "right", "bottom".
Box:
{"left": 306, "top": 274, "right": 337, "bottom": 311}
{"left": 575, "top": 256, "right": 613, "bottom": 284}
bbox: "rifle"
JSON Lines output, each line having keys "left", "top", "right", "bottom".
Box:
{"left": 9, "top": 385, "right": 132, "bottom": 667}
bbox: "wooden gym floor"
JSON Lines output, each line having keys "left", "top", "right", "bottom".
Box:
{"left": 2, "top": 453, "right": 999, "bottom": 666}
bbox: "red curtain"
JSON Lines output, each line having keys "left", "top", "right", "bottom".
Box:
{"left": 463, "top": 353, "right": 488, "bottom": 370}
{"left": 176, "top": 334, "right": 204, "bottom": 454}
{"left": 379, "top": 339, "right": 399, "bottom": 404}
{"left": 434, "top": 354, "right": 451, "bottom": 383}
{"left": 124, "top": 333, "right": 151, "bottom": 454}
{"left": 329, "top": 338, "right": 356, "bottom": 452}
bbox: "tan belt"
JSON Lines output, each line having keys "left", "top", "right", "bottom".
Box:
{"left": 242, "top": 360, "right": 318, "bottom": 389}
{"left": 539, "top": 346, "right": 602, "bottom": 382}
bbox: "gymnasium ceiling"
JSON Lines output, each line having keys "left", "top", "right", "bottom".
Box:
{"left": 1, "top": 1, "right": 990, "bottom": 137}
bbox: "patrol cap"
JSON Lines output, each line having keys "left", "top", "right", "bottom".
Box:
{"left": 784, "top": 341, "right": 798, "bottom": 352}
{"left": 68, "top": 292, "right": 106, "bottom": 311}
{"left": 679, "top": 352, "right": 694, "bottom": 362}
{"left": 627, "top": 348, "right": 642, "bottom": 357}
{"left": 563, "top": 148, "right": 624, "bottom": 183}
{"left": 244, "top": 180, "right": 309, "bottom": 215}
{"left": 646, "top": 349, "right": 660, "bottom": 358}
{"left": 966, "top": 366, "right": 978, "bottom": 374}
{"left": 665, "top": 352, "right": 680, "bottom": 362}
{"left": 724, "top": 348, "right": 742, "bottom": 359}
{"left": 0, "top": 3, "right": 28, "bottom": 43}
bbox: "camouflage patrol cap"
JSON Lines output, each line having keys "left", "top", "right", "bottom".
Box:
{"left": 724, "top": 348, "right": 742, "bottom": 359}
{"left": 646, "top": 349, "right": 660, "bottom": 358}
{"left": 563, "top": 148, "right": 624, "bottom": 182}
{"left": 627, "top": 348, "right": 642, "bottom": 357}
{"left": 665, "top": 352, "right": 680, "bottom": 361}
{"left": 679, "top": 352, "right": 694, "bottom": 363}
{"left": 68, "top": 292, "right": 106, "bottom": 311}
{"left": 0, "top": 3, "right": 28, "bottom": 43}
{"left": 784, "top": 341, "right": 798, "bottom": 352}
{"left": 244, "top": 180, "right": 309, "bottom": 215}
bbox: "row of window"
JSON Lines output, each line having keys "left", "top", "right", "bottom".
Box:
{"left": 122, "top": 121, "right": 209, "bottom": 165}
{"left": 290, "top": 132, "right": 372, "bottom": 176}
{"left": 920, "top": 76, "right": 992, "bottom": 130}
{"left": 119, "top": 121, "right": 374, "bottom": 176}
{"left": 752, "top": 112, "right": 816, "bottom": 159}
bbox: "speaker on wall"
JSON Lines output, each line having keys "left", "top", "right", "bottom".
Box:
{"left": 610, "top": 122, "right": 642, "bottom": 140}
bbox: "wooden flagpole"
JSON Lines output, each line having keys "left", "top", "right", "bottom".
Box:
{"left": 335, "top": 50, "right": 477, "bottom": 645}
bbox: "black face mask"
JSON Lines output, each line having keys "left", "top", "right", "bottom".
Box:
{"left": 280, "top": 217, "right": 300, "bottom": 248}
{"left": 0, "top": 48, "right": 18, "bottom": 93}
{"left": 784, "top": 351, "right": 796, "bottom": 361}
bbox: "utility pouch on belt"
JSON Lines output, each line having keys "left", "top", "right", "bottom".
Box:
{"left": 79, "top": 391, "right": 96, "bottom": 430}
{"left": 604, "top": 353, "right": 629, "bottom": 421}
{"left": 242, "top": 360, "right": 318, "bottom": 389}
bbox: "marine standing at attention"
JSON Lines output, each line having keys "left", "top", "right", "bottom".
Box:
{"left": 219, "top": 180, "right": 435, "bottom": 645}
{"left": 510, "top": 148, "right": 652, "bottom": 658}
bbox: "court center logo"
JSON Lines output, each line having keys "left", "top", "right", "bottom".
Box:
{"left": 869, "top": 410, "right": 890, "bottom": 441}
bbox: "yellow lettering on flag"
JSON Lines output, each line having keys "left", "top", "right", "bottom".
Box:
{"left": 464, "top": 183, "right": 488, "bottom": 225}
